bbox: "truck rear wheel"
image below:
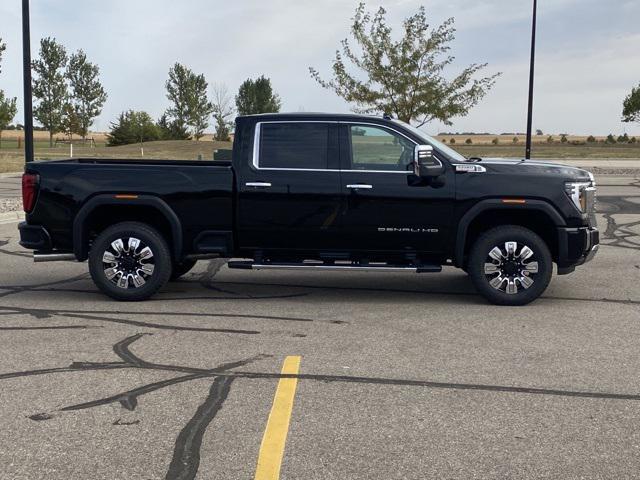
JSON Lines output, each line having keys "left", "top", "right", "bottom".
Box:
{"left": 468, "top": 225, "right": 552, "bottom": 306}
{"left": 88, "top": 222, "right": 172, "bottom": 301}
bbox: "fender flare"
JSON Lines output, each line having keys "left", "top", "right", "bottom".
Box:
{"left": 454, "top": 199, "right": 565, "bottom": 267}
{"left": 73, "top": 194, "right": 183, "bottom": 261}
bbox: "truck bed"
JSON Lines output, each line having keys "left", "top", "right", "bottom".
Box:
{"left": 25, "top": 157, "right": 235, "bottom": 256}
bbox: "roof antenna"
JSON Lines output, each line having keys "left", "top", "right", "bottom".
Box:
{"left": 22, "top": 0, "right": 34, "bottom": 164}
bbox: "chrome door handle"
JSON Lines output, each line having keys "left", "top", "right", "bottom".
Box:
{"left": 246, "top": 182, "right": 272, "bottom": 188}
{"left": 346, "top": 184, "right": 373, "bottom": 190}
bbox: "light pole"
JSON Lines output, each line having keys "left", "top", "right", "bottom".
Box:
{"left": 525, "top": 0, "right": 537, "bottom": 160}
{"left": 22, "top": 0, "right": 34, "bottom": 163}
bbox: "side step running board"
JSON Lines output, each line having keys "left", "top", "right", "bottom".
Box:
{"left": 227, "top": 261, "right": 441, "bottom": 273}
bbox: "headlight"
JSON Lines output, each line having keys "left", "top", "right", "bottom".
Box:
{"left": 564, "top": 181, "right": 593, "bottom": 212}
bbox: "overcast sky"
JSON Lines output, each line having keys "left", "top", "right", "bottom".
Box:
{"left": 0, "top": 0, "right": 638, "bottom": 135}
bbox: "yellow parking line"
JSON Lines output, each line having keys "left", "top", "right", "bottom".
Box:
{"left": 254, "top": 356, "right": 302, "bottom": 480}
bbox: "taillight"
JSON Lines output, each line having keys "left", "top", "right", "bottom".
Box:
{"left": 22, "top": 173, "right": 39, "bottom": 213}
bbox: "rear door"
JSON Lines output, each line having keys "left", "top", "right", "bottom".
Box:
{"left": 338, "top": 123, "right": 455, "bottom": 254}
{"left": 237, "top": 121, "right": 342, "bottom": 252}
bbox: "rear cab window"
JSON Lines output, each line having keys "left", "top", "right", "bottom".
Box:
{"left": 258, "top": 123, "right": 331, "bottom": 170}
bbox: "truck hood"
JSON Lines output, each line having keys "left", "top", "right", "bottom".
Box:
{"left": 472, "top": 158, "right": 594, "bottom": 182}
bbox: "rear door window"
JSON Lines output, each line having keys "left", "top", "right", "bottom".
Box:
{"left": 259, "top": 123, "right": 329, "bottom": 169}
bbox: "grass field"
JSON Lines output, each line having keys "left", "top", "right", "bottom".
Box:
{"left": 1, "top": 131, "right": 639, "bottom": 173}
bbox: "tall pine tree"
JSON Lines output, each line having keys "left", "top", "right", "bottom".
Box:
{"left": 235, "top": 76, "right": 281, "bottom": 116}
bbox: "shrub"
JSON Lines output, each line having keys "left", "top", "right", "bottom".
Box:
{"left": 586, "top": 135, "right": 596, "bottom": 143}
{"left": 630, "top": 137, "right": 637, "bottom": 144}
{"left": 449, "top": 138, "right": 455, "bottom": 144}
{"left": 491, "top": 137, "right": 499, "bottom": 145}
{"left": 605, "top": 134, "right": 616, "bottom": 144}
{"left": 512, "top": 136, "right": 519, "bottom": 144}
{"left": 617, "top": 133, "right": 629, "bottom": 143}
{"left": 560, "top": 134, "right": 568, "bottom": 143}
{"left": 465, "top": 138, "right": 472, "bottom": 145}
{"left": 107, "top": 110, "right": 160, "bottom": 146}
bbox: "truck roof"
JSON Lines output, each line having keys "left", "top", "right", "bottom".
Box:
{"left": 236, "top": 112, "right": 394, "bottom": 123}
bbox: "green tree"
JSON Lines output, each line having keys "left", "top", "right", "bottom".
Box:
{"left": 165, "top": 63, "right": 213, "bottom": 140}
{"left": 560, "top": 134, "right": 568, "bottom": 143}
{"left": 157, "top": 113, "right": 189, "bottom": 140}
{"left": 66, "top": 50, "right": 107, "bottom": 141}
{"left": 586, "top": 135, "right": 596, "bottom": 143}
{"left": 212, "top": 84, "right": 234, "bottom": 141}
{"left": 605, "top": 134, "right": 616, "bottom": 144}
{"left": 617, "top": 133, "right": 629, "bottom": 143}
{"left": 107, "top": 110, "right": 160, "bottom": 146}
{"left": 535, "top": 129, "right": 543, "bottom": 135}
{"left": 0, "top": 91, "right": 18, "bottom": 148}
{"left": 235, "top": 76, "right": 281, "bottom": 116}
{"left": 0, "top": 38, "right": 18, "bottom": 148}
{"left": 60, "top": 103, "right": 81, "bottom": 140}
{"left": 32, "top": 38, "right": 68, "bottom": 147}
{"left": 622, "top": 83, "right": 640, "bottom": 124}
{"left": 310, "top": 3, "right": 499, "bottom": 126}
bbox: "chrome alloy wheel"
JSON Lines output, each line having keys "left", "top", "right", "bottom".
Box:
{"left": 102, "top": 237, "right": 155, "bottom": 289}
{"left": 483, "top": 241, "right": 539, "bottom": 295}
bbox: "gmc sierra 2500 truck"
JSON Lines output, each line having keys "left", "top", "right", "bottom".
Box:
{"left": 18, "top": 113, "right": 599, "bottom": 305}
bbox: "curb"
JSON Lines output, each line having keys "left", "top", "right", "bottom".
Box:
{"left": 0, "top": 211, "right": 24, "bottom": 225}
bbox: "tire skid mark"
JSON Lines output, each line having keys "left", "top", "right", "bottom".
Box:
{"left": 164, "top": 377, "right": 234, "bottom": 480}
{"left": 0, "top": 325, "right": 100, "bottom": 331}
{"left": 0, "top": 306, "right": 261, "bottom": 334}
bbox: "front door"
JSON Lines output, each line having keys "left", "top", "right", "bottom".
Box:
{"left": 338, "top": 123, "right": 455, "bottom": 254}
{"left": 238, "top": 121, "right": 342, "bottom": 253}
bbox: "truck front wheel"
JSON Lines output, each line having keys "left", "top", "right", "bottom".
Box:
{"left": 468, "top": 225, "right": 552, "bottom": 306}
{"left": 88, "top": 222, "right": 172, "bottom": 301}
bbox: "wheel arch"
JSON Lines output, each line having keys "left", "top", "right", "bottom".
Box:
{"left": 454, "top": 199, "right": 565, "bottom": 268}
{"left": 73, "top": 195, "right": 183, "bottom": 261}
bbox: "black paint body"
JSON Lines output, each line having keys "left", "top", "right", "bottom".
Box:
{"left": 19, "top": 113, "right": 598, "bottom": 272}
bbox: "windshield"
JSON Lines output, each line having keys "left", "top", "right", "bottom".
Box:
{"left": 392, "top": 120, "right": 468, "bottom": 162}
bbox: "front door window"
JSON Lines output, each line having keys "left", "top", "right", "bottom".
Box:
{"left": 349, "top": 125, "right": 415, "bottom": 172}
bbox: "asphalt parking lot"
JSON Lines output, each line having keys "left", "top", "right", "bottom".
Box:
{"left": 1, "top": 174, "right": 639, "bottom": 479}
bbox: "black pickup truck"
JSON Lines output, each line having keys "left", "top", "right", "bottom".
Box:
{"left": 18, "top": 113, "right": 599, "bottom": 305}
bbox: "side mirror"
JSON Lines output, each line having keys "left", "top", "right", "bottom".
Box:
{"left": 414, "top": 145, "right": 444, "bottom": 177}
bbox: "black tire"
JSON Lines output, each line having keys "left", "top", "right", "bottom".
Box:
{"left": 88, "top": 222, "right": 172, "bottom": 301}
{"left": 468, "top": 225, "right": 552, "bottom": 306}
{"left": 170, "top": 259, "right": 197, "bottom": 281}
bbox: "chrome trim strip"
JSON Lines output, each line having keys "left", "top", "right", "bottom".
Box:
{"left": 346, "top": 184, "right": 373, "bottom": 189}
{"left": 245, "top": 182, "right": 272, "bottom": 188}
{"left": 252, "top": 120, "right": 420, "bottom": 174}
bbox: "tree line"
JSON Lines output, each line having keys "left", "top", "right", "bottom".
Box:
{"left": 106, "top": 70, "right": 281, "bottom": 146}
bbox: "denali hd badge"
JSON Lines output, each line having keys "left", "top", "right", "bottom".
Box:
{"left": 378, "top": 227, "right": 439, "bottom": 233}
